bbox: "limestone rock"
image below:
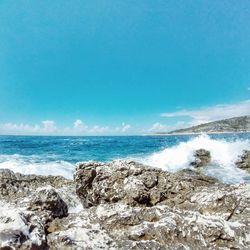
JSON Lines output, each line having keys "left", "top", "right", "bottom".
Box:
{"left": 189, "top": 183, "right": 250, "bottom": 224}
{"left": 0, "top": 202, "right": 47, "bottom": 249}
{"left": 47, "top": 203, "right": 249, "bottom": 249}
{"left": 1, "top": 160, "right": 250, "bottom": 249}
{"left": 190, "top": 149, "right": 211, "bottom": 168}
{"left": 0, "top": 169, "right": 76, "bottom": 249}
{"left": 0, "top": 168, "right": 74, "bottom": 201}
{"left": 74, "top": 160, "right": 216, "bottom": 208}
{"left": 236, "top": 150, "right": 250, "bottom": 173}
{"left": 28, "top": 186, "right": 68, "bottom": 221}
{"left": 71, "top": 160, "right": 250, "bottom": 249}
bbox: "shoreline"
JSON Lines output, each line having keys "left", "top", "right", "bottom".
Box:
{"left": 145, "top": 131, "right": 250, "bottom": 136}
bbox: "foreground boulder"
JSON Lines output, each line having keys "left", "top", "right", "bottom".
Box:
{"left": 1, "top": 160, "right": 250, "bottom": 249}
{"left": 0, "top": 169, "right": 78, "bottom": 249}
{"left": 0, "top": 202, "right": 47, "bottom": 249}
{"left": 190, "top": 149, "right": 211, "bottom": 168}
{"left": 236, "top": 150, "right": 250, "bottom": 173}
{"left": 72, "top": 160, "right": 250, "bottom": 249}
{"left": 74, "top": 160, "right": 216, "bottom": 208}
{"left": 28, "top": 186, "right": 68, "bottom": 221}
{"left": 0, "top": 168, "right": 80, "bottom": 210}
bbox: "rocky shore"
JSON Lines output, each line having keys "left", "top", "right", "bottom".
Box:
{"left": 0, "top": 152, "right": 250, "bottom": 249}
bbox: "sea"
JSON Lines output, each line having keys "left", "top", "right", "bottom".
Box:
{"left": 0, "top": 133, "right": 249, "bottom": 184}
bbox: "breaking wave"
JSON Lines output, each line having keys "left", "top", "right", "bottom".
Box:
{"left": 0, "top": 134, "right": 249, "bottom": 183}
{"left": 0, "top": 154, "right": 74, "bottom": 179}
{"left": 138, "top": 134, "right": 250, "bottom": 183}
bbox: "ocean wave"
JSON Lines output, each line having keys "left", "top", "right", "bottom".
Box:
{"left": 0, "top": 134, "right": 249, "bottom": 183}
{"left": 0, "top": 154, "right": 74, "bottom": 179}
{"left": 137, "top": 134, "right": 250, "bottom": 183}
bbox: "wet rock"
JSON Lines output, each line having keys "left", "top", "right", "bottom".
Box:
{"left": 0, "top": 202, "right": 47, "bottom": 249}
{"left": 74, "top": 160, "right": 216, "bottom": 208}
{"left": 236, "top": 150, "right": 250, "bottom": 173}
{"left": 190, "top": 149, "right": 211, "bottom": 168}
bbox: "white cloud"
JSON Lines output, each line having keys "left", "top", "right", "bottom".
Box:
{"left": 114, "top": 123, "right": 132, "bottom": 133}
{"left": 3, "top": 99, "right": 248, "bottom": 135}
{"left": 0, "top": 120, "right": 112, "bottom": 135}
{"left": 62, "top": 120, "right": 110, "bottom": 135}
{"left": 88, "top": 125, "right": 110, "bottom": 134}
{"left": 73, "top": 119, "right": 83, "bottom": 129}
{"left": 0, "top": 121, "right": 57, "bottom": 135}
{"left": 120, "top": 123, "right": 131, "bottom": 132}
{"left": 0, "top": 123, "right": 40, "bottom": 134}
{"left": 161, "top": 100, "right": 250, "bottom": 126}
{"left": 73, "top": 119, "right": 88, "bottom": 132}
{"left": 71, "top": 120, "right": 131, "bottom": 135}
{"left": 41, "top": 120, "right": 57, "bottom": 133}
{"left": 145, "top": 121, "right": 186, "bottom": 133}
{"left": 147, "top": 122, "right": 167, "bottom": 133}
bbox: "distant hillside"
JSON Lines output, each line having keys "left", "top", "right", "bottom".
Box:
{"left": 167, "top": 116, "right": 250, "bottom": 134}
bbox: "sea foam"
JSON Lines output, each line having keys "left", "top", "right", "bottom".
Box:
{"left": 0, "top": 134, "right": 249, "bottom": 183}
{"left": 138, "top": 134, "right": 250, "bottom": 183}
{"left": 0, "top": 154, "right": 74, "bottom": 179}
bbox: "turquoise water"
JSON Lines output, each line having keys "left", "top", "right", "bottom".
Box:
{"left": 0, "top": 133, "right": 249, "bottom": 183}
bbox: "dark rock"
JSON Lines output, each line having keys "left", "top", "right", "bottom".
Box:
{"left": 236, "top": 150, "right": 250, "bottom": 173}
{"left": 190, "top": 149, "right": 211, "bottom": 168}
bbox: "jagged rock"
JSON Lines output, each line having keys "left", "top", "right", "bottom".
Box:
{"left": 236, "top": 150, "right": 250, "bottom": 173}
{"left": 0, "top": 168, "right": 74, "bottom": 200}
{"left": 0, "top": 169, "right": 77, "bottom": 249}
{"left": 0, "top": 201, "right": 47, "bottom": 249}
{"left": 47, "top": 202, "right": 249, "bottom": 249}
{"left": 74, "top": 160, "right": 216, "bottom": 208}
{"left": 71, "top": 160, "right": 250, "bottom": 249}
{"left": 28, "top": 186, "right": 68, "bottom": 221}
{"left": 1, "top": 161, "right": 250, "bottom": 249}
{"left": 188, "top": 184, "right": 250, "bottom": 222}
{"left": 47, "top": 209, "right": 118, "bottom": 250}
{"left": 0, "top": 168, "right": 80, "bottom": 210}
{"left": 190, "top": 149, "right": 211, "bottom": 168}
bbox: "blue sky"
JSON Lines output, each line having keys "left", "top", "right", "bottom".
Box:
{"left": 0, "top": 0, "right": 250, "bottom": 135}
